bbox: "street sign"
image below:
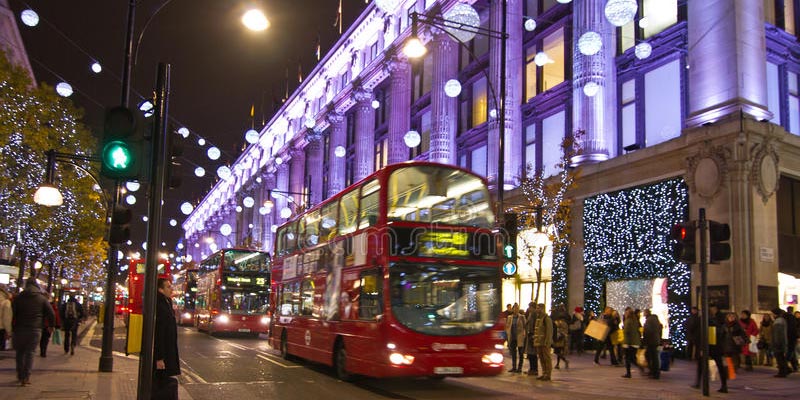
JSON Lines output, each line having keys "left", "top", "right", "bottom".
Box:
{"left": 502, "top": 261, "right": 517, "bottom": 276}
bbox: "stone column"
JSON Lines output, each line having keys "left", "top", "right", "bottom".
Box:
{"left": 353, "top": 88, "right": 375, "bottom": 180}
{"left": 261, "top": 174, "right": 276, "bottom": 253}
{"left": 571, "top": 0, "right": 614, "bottom": 166}
{"left": 327, "top": 112, "right": 346, "bottom": 197}
{"left": 387, "top": 57, "right": 411, "bottom": 164}
{"left": 686, "top": 0, "right": 771, "bottom": 126}
{"left": 306, "top": 131, "right": 324, "bottom": 205}
{"left": 289, "top": 148, "right": 306, "bottom": 206}
{"left": 429, "top": 32, "right": 457, "bottom": 164}
{"left": 276, "top": 163, "right": 289, "bottom": 223}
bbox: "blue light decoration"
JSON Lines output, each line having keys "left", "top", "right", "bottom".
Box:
{"left": 581, "top": 178, "right": 690, "bottom": 351}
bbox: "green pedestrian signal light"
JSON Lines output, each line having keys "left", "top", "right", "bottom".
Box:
{"left": 102, "top": 141, "right": 134, "bottom": 171}
{"left": 100, "top": 106, "right": 144, "bottom": 180}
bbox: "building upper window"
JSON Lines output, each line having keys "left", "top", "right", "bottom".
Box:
{"left": 644, "top": 60, "right": 682, "bottom": 146}
{"left": 525, "top": 0, "right": 559, "bottom": 17}
{"left": 541, "top": 111, "right": 566, "bottom": 178}
{"left": 765, "top": 0, "right": 796, "bottom": 35}
{"left": 525, "top": 27, "right": 566, "bottom": 101}
{"left": 472, "top": 77, "right": 488, "bottom": 127}
{"left": 620, "top": 0, "right": 679, "bottom": 53}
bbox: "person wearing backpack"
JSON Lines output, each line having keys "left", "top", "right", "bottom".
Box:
{"left": 60, "top": 294, "right": 83, "bottom": 355}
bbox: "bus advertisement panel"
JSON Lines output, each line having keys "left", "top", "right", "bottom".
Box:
{"left": 269, "top": 163, "right": 504, "bottom": 380}
{"left": 173, "top": 268, "right": 198, "bottom": 326}
{"left": 195, "top": 249, "right": 270, "bottom": 336}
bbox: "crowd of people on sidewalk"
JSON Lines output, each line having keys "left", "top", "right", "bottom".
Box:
{"left": 501, "top": 301, "right": 800, "bottom": 394}
{"left": 0, "top": 279, "right": 85, "bottom": 387}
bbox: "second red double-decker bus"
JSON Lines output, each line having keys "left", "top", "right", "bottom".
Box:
{"left": 173, "top": 268, "right": 199, "bottom": 326}
{"left": 127, "top": 257, "right": 171, "bottom": 354}
{"left": 269, "top": 162, "right": 504, "bottom": 380}
{"left": 195, "top": 249, "right": 270, "bottom": 336}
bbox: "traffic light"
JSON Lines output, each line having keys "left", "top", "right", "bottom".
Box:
{"left": 100, "top": 106, "right": 143, "bottom": 180}
{"left": 670, "top": 221, "right": 696, "bottom": 264}
{"left": 503, "top": 212, "right": 518, "bottom": 262}
{"left": 109, "top": 206, "right": 132, "bottom": 245}
{"left": 708, "top": 220, "right": 731, "bottom": 263}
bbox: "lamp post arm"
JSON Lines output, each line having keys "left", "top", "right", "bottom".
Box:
{"left": 49, "top": 151, "right": 109, "bottom": 209}
{"left": 133, "top": 0, "right": 176, "bottom": 69}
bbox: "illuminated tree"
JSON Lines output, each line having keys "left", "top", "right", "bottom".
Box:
{"left": 0, "top": 49, "right": 107, "bottom": 289}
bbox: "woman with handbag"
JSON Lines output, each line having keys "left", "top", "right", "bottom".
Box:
{"left": 723, "top": 312, "right": 747, "bottom": 372}
{"left": 758, "top": 314, "right": 774, "bottom": 366}
{"left": 621, "top": 308, "right": 643, "bottom": 378}
{"left": 738, "top": 310, "right": 759, "bottom": 371}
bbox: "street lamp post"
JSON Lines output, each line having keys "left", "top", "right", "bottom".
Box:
{"left": 404, "top": 2, "right": 509, "bottom": 219}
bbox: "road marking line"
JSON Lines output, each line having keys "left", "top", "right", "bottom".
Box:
{"left": 227, "top": 342, "right": 249, "bottom": 351}
{"left": 256, "top": 354, "right": 301, "bottom": 368}
{"left": 180, "top": 360, "right": 208, "bottom": 384}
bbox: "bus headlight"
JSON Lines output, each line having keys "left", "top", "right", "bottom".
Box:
{"left": 183, "top": 313, "right": 192, "bottom": 320}
{"left": 260, "top": 316, "right": 270, "bottom": 325}
{"left": 217, "top": 314, "right": 229, "bottom": 324}
{"left": 389, "top": 352, "right": 415, "bottom": 365}
{"left": 482, "top": 352, "right": 504, "bottom": 365}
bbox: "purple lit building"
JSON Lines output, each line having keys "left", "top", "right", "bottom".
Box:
{"left": 183, "top": 0, "right": 800, "bottom": 347}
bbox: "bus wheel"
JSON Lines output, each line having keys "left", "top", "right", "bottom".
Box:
{"left": 280, "top": 331, "right": 291, "bottom": 360}
{"left": 334, "top": 342, "right": 352, "bottom": 382}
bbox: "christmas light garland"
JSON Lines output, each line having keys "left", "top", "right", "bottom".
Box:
{"left": 582, "top": 178, "right": 690, "bottom": 350}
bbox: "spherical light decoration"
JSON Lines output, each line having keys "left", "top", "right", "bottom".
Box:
{"left": 635, "top": 42, "right": 653, "bottom": 60}
{"left": 533, "top": 52, "right": 554, "bottom": 67}
{"left": 142, "top": 242, "right": 148, "bottom": 250}
{"left": 243, "top": 196, "right": 255, "bottom": 208}
{"left": 259, "top": 206, "right": 269, "bottom": 215}
{"left": 578, "top": 31, "right": 603, "bottom": 56}
{"left": 56, "top": 82, "right": 73, "bottom": 97}
{"left": 371, "top": 100, "right": 380, "bottom": 109}
{"left": 241, "top": 9, "right": 269, "bottom": 31}
{"left": 125, "top": 181, "right": 140, "bottom": 192}
{"left": 245, "top": 129, "right": 259, "bottom": 144}
{"left": 557, "top": 0, "right": 573, "bottom": 3}
{"left": 404, "top": 130, "right": 421, "bottom": 148}
{"left": 220, "top": 223, "right": 232, "bottom": 236}
{"left": 280, "top": 207, "right": 292, "bottom": 219}
{"left": 198, "top": 138, "right": 206, "bottom": 146}
{"left": 443, "top": 3, "right": 480, "bottom": 43}
{"left": 275, "top": 157, "right": 283, "bottom": 165}
{"left": 638, "top": 16, "right": 649, "bottom": 29}
{"left": 209, "top": 242, "right": 218, "bottom": 252}
{"left": 20, "top": 9, "right": 39, "bottom": 27}
{"left": 169, "top": 219, "right": 177, "bottom": 227}
{"left": 524, "top": 18, "right": 537, "bottom": 32}
{"left": 91, "top": 62, "right": 102, "bottom": 73}
{"left": 271, "top": 225, "right": 278, "bottom": 233}
{"left": 142, "top": 216, "right": 149, "bottom": 222}
{"left": 235, "top": 206, "right": 243, "bottom": 213}
{"left": 217, "top": 166, "right": 232, "bottom": 180}
{"left": 604, "top": 0, "right": 638, "bottom": 27}
{"left": 583, "top": 81, "right": 600, "bottom": 97}
{"left": 125, "top": 194, "right": 136, "bottom": 205}
{"left": 180, "top": 202, "right": 194, "bottom": 215}
{"left": 334, "top": 146, "right": 346, "bottom": 158}
{"left": 194, "top": 166, "right": 205, "bottom": 177}
{"left": 374, "top": 0, "right": 401, "bottom": 13}
{"left": 304, "top": 117, "right": 315, "bottom": 129}
{"left": 177, "top": 127, "right": 190, "bottom": 138}
{"left": 207, "top": 146, "right": 221, "bottom": 160}
{"left": 444, "top": 79, "right": 462, "bottom": 98}
{"left": 248, "top": 223, "right": 254, "bottom": 229}
{"left": 489, "top": 109, "right": 498, "bottom": 119}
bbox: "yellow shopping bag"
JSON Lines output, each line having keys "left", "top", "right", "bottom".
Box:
{"left": 708, "top": 326, "right": 716, "bottom": 345}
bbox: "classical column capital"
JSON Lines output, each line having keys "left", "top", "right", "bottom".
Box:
{"left": 326, "top": 111, "right": 345, "bottom": 125}
{"left": 353, "top": 87, "right": 373, "bottom": 104}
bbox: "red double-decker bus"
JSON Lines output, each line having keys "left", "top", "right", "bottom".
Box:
{"left": 173, "top": 268, "right": 199, "bottom": 326}
{"left": 195, "top": 249, "right": 270, "bottom": 337}
{"left": 128, "top": 258, "right": 172, "bottom": 315}
{"left": 269, "top": 162, "right": 504, "bottom": 380}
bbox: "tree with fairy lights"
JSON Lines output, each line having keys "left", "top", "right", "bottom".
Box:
{"left": 0, "top": 49, "right": 107, "bottom": 290}
{"left": 516, "top": 131, "right": 582, "bottom": 306}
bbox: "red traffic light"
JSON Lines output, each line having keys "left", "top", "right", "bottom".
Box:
{"left": 670, "top": 221, "right": 696, "bottom": 264}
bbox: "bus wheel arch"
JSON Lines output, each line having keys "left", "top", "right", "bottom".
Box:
{"left": 333, "top": 336, "right": 352, "bottom": 381}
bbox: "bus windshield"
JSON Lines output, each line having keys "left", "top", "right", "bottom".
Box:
{"left": 387, "top": 165, "right": 494, "bottom": 228}
{"left": 389, "top": 264, "right": 500, "bottom": 336}
{"left": 222, "top": 250, "right": 270, "bottom": 273}
{"left": 220, "top": 285, "right": 269, "bottom": 315}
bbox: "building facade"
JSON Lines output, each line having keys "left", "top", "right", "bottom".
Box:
{"left": 183, "top": 0, "right": 800, "bottom": 349}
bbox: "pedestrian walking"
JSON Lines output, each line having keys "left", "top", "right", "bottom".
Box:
{"left": 60, "top": 294, "right": 84, "bottom": 355}
{"left": 643, "top": 309, "right": 662, "bottom": 379}
{"left": 693, "top": 305, "right": 729, "bottom": 393}
{"left": 685, "top": 306, "right": 700, "bottom": 360}
{"left": 552, "top": 317, "right": 569, "bottom": 369}
{"left": 152, "top": 277, "right": 181, "bottom": 399}
{"left": 10, "top": 279, "right": 55, "bottom": 386}
{"left": 621, "top": 308, "right": 642, "bottom": 378}
{"left": 524, "top": 301, "right": 538, "bottom": 376}
{"left": 568, "top": 306, "right": 584, "bottom": 355}
{"left": 505, "top": 303, "right": 527, "bottom": 373}
{"left": 722, "top": 312, "right": 746, "bottom": 371}
{"left": 771, "top": 308, "right": 791, "bottom": 378}
{"left": 533, "top": 303, "right": 553, "bottom": 381}
{"left": 758, "top": 314, "right": 774, "bottom": 366}
{"left": 0, "top": 287, "right": 12, "bottom": 351}
{"left": 594, "top": 307, "right": 619, "bottom": 366}
{"left": 39, "top": 293, "right": 60, "bottom": 357}
{"left": 785, "top": 306, "right": 798, "bottom": 372}
{"left": 738, "top": 310, "right": 758, "bottom": 371}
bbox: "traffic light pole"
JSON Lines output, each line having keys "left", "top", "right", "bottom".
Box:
{"left": 99, "top": 186, "right": 119, "bottom": 373}
{"left": 136, "top": 62, "right": 171, "bottom": 400}
{"left": 699, "top": 207, "right": 709, "bottom": 396}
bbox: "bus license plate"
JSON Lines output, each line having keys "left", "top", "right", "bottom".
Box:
{"left": 434, "top": 367, "right": 463, "bottom": 375}
{"left": 238, "top": 328, "right": 251, "bottom": 333}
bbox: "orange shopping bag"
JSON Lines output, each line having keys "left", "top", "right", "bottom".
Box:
{"left": 725, "top": 357, "right": 736, "bottom": 380}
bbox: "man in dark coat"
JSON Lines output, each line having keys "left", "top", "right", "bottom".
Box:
{"left": 693, "top": 307, "right": 729, "bottom": 393}
{"left": 60, "top": 294, "right": 84, "bottom": 355}
{"left": 642, "top": 309, "right": 662, "bottom": 379}
{"left": 11, "top": 279, "right": 55, "bottom": 386}
{"left": 153, "top": 277, "right": 180, "bottom": 399}
{"left": 685, "top": 306, "right": 700, "bottom": 360}
{"left": 785, "top": 306, "right": 798, "bottom": 371}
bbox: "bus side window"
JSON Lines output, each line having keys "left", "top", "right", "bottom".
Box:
{"left": 318, "top": 201, "right": 339, "bottom": 244}
{"left": 300, "top": 279, "right": 314, "bottom": 316}
{"left": 358, "top": 269, "right": 383, "bottom": 320}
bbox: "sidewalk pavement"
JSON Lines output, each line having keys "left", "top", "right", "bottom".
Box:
{"left": 0, "top": 317, "right": 193, "bottom": 400}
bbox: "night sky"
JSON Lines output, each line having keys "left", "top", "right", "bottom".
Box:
{"left": 9, "top": 0, "right": 369, "bottom": 258}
